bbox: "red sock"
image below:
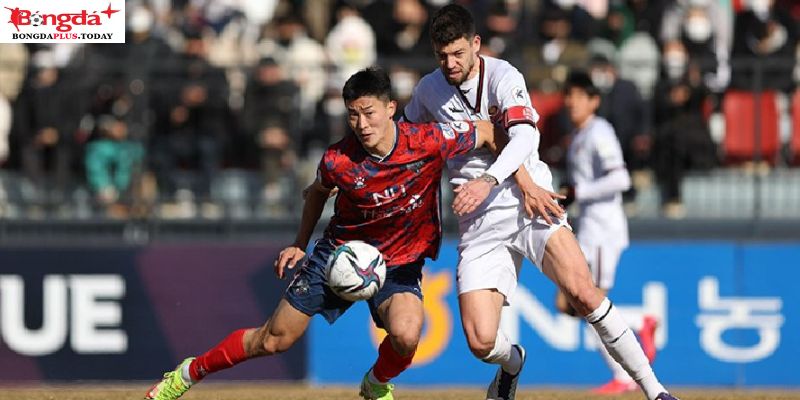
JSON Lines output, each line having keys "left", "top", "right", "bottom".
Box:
{"left": 189, "top": 329, "right": 249, "bottom": 382}
{"left": 371, "top": 336, "right": 415, "bottom": 383}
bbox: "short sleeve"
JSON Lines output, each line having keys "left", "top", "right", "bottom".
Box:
{"left": 494, "top": 68, "right": 534, "bottom": 112}
{"left": 316, "top": 153, "right": 336, "bottom": 189}
{"left": 431, "top": 121, "right": 477, "bottom": 160}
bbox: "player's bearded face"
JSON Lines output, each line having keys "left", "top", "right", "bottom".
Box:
{"left": 346, "top": 96, "right": 397, "bottom": 154}
{"left": 435, "top": 36, "right": 480, "bottom": 86}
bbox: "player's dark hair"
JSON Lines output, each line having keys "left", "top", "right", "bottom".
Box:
{"left": 342, "top": 67, "right": 392, "bottom": 103}
{"left": 430, "top": 4, "right": 476, "bottom": 46}
{"left": 564, "top": 70, "right": 601, "bottom": 98}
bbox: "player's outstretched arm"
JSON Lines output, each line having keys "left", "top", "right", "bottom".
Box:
{"left": 274, "top": 179, "right": 332, "bottom": 279}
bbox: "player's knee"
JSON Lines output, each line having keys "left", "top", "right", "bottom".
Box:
{"left": 389, "top": 330, "right": 420, "bottom": 356}
{"left": 465, "top": 329, "right": 496, "bottom": 359}
{"left": 260, "top": 330, "right": 294, "bottom": 356}
{"left": 565, "top": 282, "right": 602, "bottom": 316}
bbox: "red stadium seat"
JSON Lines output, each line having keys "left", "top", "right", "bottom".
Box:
{"left": 791, "top": 90, "right": 800, "bottom": 166}
{"left": 722, "top": 90, "right": 780, "bottom": 165}
{"left": 530, "top": 91, "right": 565, "bottom": 166}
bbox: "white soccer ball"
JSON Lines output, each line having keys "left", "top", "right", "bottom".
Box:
{"left": 325, "top": 241, "right": 386, "bottom": 301}
{"left": 30, "top": 12, "right": 43, "bottom": 27}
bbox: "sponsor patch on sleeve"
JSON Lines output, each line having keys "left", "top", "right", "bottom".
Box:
{"left": 512, "top": 87, "right": 528, "bottom": 105}
{"left": 438, "top": 123, "right": 456, "bottom": 139}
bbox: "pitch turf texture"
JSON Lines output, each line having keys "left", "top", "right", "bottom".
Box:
{"left": 1, "top": 384, "right": 799, "bottom": 400}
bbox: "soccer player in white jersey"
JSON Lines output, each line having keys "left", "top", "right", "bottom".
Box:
{"left": 403, "top": 5, "right": 680, "bottom": 400}
{"left": 559, "top": 71, "right": 659, "bottom": 395}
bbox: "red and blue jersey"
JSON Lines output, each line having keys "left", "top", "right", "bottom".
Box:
{"left": 318, "top": 121, "right": 477, "bottom": 267}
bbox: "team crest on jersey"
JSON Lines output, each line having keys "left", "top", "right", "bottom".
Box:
{"left": 354, "top": 176, "right": 366, "bottom": 189}
{"left": 512, "top": 87, "right": 527, "bottom": 105}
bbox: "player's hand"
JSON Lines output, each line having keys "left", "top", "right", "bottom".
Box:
{"left": 274, "top": 246, "right": 306, "bottom": 279}
{"left": 452, "top": 179, "right": 493, "bottom": 216}
{"left": 517, "top": 181, "right": 565, "bottom": 225}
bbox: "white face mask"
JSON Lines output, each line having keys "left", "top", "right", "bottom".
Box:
{"left": 749, "top": 0, "right": 771, "bottom": 17}
{"left": 591, "top": 70, "right": 614, "bottom": 91}
{"left": 685, "top": 17, "right": 712, "bottom": 42}
{"left": 391, "top": 71, "right": 416, "bottom": 99}
{"left": 554, "top": 0, "right": 577, "bottom": 9}
{"left": 663, "top": 51, "right": 688, "bottom": 79}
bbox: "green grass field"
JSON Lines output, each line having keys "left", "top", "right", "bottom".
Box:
{"left": 1, "top": 384, "right": 799, "bottom": 400}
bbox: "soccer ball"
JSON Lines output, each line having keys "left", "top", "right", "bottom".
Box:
{"left": 325, "top": 241, "right": 386, "bottom": 302}
{"left": 30, "top": 12, "right": 43, "bottom": 27}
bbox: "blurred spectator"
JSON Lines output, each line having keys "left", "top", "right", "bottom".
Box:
{"left": 242, "top": 57, "right": 299, "bottom": 139}
{"left": 661, "top": 0, "right": 733, "bottom": 92}
{"left": 84, "top": 116, "right": 145, "bottom": 216}
{"left": 587, "top": 55, "right": 650, "bottom": 204}
{"left": 540, "top": 0, "right": 600, "bottom": 42}
{"left": 256, "top": 122, "right": 295, "bottom": 205}
{"left": 15, "top": 51, "right": 81, "bottom": 201}
{"left": 617, "top": 32, "right": 661, "bottom": 100}
{"left": 360, "top": 0, "right": 432, "bottom": 66}
{"left": 527, "top": 7, "right": 590, "bottom": 93}
{"left": 730, "top": 0, "right": 797, "bottom": 93}
{"left": 258, "top": 15, "right": 327, "bottom": 127}
{"left": 0, "top": 44, "right": 28, "bottom": 167}
{"left": 124, "top": 6, "right": 175, "bottom": 142}
{"left": 653, "top": 40, "right": 718, "bottom": 218}
{"left": 627, "top": 0, "right": 669, "bottom": 41}
{"left": 599, "top": 1, "right": 636, "bottom": 47}
{"left": 325, "top": 4, "right": 377, "bottom": 91}
{"left": 589, "top": 55, "right": 650, "bottom": 171}
{"left": 479, "top": 0, "right": 525, "bottom": 66}
{"left": 151, "top": 31, "right": 230, "bottom": 199}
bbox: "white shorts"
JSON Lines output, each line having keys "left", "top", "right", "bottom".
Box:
{"left": 456, "top": 206, "right": 569, "bottom": 302}
{"left": 579, "top": 242, "right": 625, "bottom": 290}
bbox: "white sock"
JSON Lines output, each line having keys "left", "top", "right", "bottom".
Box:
{"left": 594, "top": 329, "right": 632, "bottom": 382}
{"left": 481, "top": 329, "right": 521, "bottom": 374}
{"left": 181, "top": 363, "right": 195, "bottom": 385}
{"left": 367, "top": 369, "right": 382, "bottom": 385}
{"left": 586, "top": 298, "right": 665, "bottom": 400}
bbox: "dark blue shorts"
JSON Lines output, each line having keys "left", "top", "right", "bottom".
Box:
{"left": 284, "top": 239, "right": 423, "bottom": 329}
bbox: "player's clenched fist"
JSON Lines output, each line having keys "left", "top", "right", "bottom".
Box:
{"left": 274, "top": 246, "right": 306, "bottom": 279}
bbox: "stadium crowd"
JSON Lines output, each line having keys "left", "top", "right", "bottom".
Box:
{"left": 0, "top": 0, "right": 798, "bottom": 219}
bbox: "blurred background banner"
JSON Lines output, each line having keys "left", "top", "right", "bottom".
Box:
{"left": 310, "top": 240, "right": 798, "bottom": 386}
{"left": 0, "top": 244, "right": 304, "bottom": 381}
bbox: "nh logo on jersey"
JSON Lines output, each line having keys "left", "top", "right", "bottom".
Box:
{"left": 372, "top": 185, "right": 406, "bottom": 205}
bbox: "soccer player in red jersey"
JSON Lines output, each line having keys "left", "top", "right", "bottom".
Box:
{"left": 144, "top": 67, "right": 514, "bottom": 400}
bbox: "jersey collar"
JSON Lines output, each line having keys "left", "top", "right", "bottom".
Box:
{"left": 456, "top": 56, "right": 485, "bottom": 115}
{"left": 367, "top": 123, "right": 399, "bottom": 163}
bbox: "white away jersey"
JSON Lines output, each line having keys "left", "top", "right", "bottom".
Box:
{"left": 403, "top": 56, "right": 554, "bottom": 215}
{"left": 566, "top": 116, "right": 629, "bottom": 247}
